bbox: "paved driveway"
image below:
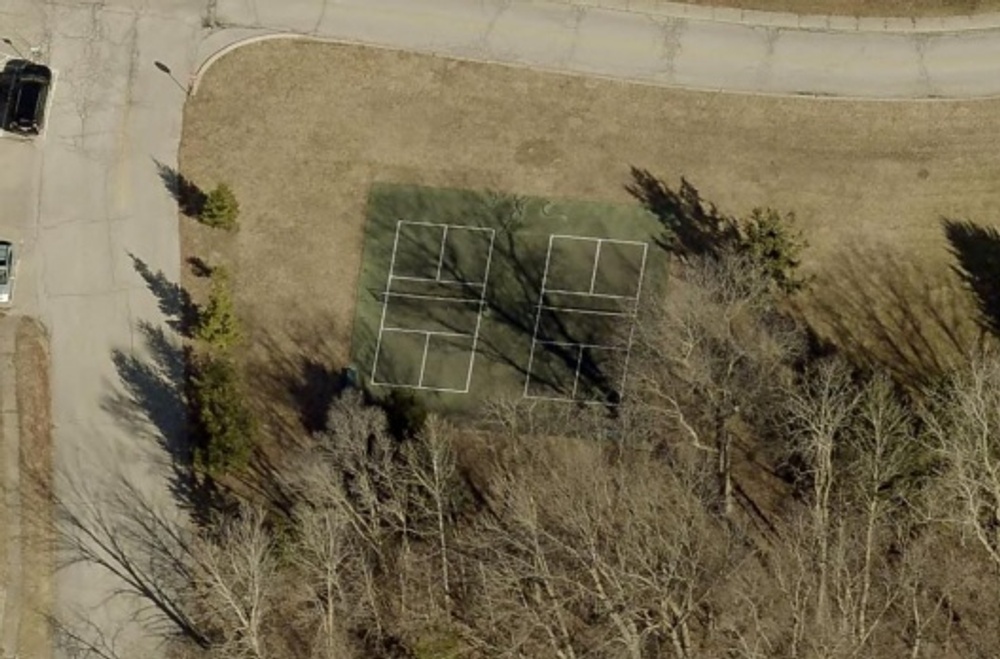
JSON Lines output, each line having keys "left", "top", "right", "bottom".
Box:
{"left": 5, "top": 0, "right": 1000, "bottom": 656}
{"left": 21, "top": 0, "right": 203, "bottom": 654}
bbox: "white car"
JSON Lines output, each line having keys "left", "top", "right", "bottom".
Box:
{"left": 0, "top": 241, "right": 14, "bottom": 304}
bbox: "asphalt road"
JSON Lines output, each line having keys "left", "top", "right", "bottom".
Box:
{"left": 207, "top": 0, "right": 1000, "bottom": 99}
{"left": 4, "top": 0, "right": 1000, "bottom": 656}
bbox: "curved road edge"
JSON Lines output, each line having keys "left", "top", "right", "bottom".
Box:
{"left": 200, "top": 0, "right": 1000, "bottom": 100}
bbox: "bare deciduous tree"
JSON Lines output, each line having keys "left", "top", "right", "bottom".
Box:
{"left": 923, "top": 353, "right": 1000, "bottom": 570}
{"left": 403, "top": 417, "right": 458, "bottom": 612}
{"left": 631, "top": 251, "right": 802, "bottom": 515}
{"left": 782, "top": 358, "right": 860, "bottom": 635}
{"left": 192, "top": 505, "right": 276, "bottom": 659}
{"left": 462, "top": 437, "right": 736, "bottom": 659}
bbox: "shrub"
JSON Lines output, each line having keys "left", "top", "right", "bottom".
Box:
{"left": 191, "top": 352, "right": 255, "bottom": 474}
{"left": 737, "top": 207, "right": 809, "bottom": 294}
{"left": 200, "top": 183, "right": 240, "bottom": 230}
{"left": 195, "top": 266, "right": 241, "bottom": 350}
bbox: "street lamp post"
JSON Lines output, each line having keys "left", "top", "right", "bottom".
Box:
{"left": 1, "top": 37, "right": 26, "bottom": 60}
{"left": 153, "top": 60, "right": 189, "bottom": 96}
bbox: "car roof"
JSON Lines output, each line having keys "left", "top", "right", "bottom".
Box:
{"left": 17, "top": 64, "right": 51, "bottom": 82}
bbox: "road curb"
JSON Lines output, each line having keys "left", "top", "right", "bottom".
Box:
{"left": 190, "top": 28, "right": 303, "bottom": 96}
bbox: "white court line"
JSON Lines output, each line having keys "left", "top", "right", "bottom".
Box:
{"left": 550, "top": 234, "right": 649, "bottom": 248}
{"left": 400, "top": 220, "right": 493, "bottom": 234}
{"left": 523, "top": 233, "right": 556, "bottom": 398}
{"left": 538, "top": 305, "right": 634, "bottom": 318}
{"left": 435, "top": 225, "right": 449, "bottom": 281}
{"left": 540, "top": 288, "right": 637, "bottom": 301}
{"left": 464, "top": 228, "right": 497, "bottom": 391}
{"left": 390, "top": 274, "right": 485, "bottom": 287}
{"left": 523, "top": 387, "right": 574, "bottom": 403}
{"left": 370, "top": 221, "right": 405, "bottom": 387}
{"left": 536, "top": 339, "right": 628, "bottom": 351}
{"left": 439, "top": 275, "right": 486, "bottom": 286}
{"left": 589, "top": 239, "right": 602, "bottom": 294}
{"left": 549, "top": 233, "right": 599, "bottom": 244}
{"left": 417, "top": 333, "right": 432, "bottom": 387}
{"left": 382, "top": 291, "right": 482, "bottom": 304}
{"left": 383, "top": 326, "right": 472, "bottom": 339}
{"left": 400, "top": 220, "right": 459, "bottom": 230}
{"left": 375, "top": 381, "right": 471, "bottom": 394}
{"left": 525, "top": 233, "right": 651, "bottom": 403}
{"left": 618, "top": 241, "right": 650, "bottom": 398}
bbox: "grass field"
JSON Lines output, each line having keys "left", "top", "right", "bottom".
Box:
{"left": 179, "top": 40, "right": 1000, "bottom": 440}
{"left": 353, "top": 184, "right": 664, "bottom": 410}
{"left": 564, "top": 0, "right": 1000, "bottom": 17}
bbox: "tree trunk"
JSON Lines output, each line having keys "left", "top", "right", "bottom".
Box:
{"left": 714, "top": 406, "right": 735, "bottom": 518}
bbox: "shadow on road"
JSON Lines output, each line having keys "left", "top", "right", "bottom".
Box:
{"left": 128, "top": 253, "right": 198, "bottom": 337}
{"left": 101, "top": 255, "right": 229, "bottom": 526}
{"left": 153, "top": 158, "right": 206, "bottom": 218}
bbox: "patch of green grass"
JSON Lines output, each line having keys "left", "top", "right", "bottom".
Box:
{"left": 351, "top": 184, "right": 666, "bottom": 412}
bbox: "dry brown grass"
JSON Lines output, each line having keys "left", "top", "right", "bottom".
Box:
{"left": 179, "top": 40, "right": 1000, "bottom": 441}
{"left": 13, "top": 317, "right": 53, "bottom": 659}
{"left": 568, "top": 0, "right": 1000, "bottom": 17}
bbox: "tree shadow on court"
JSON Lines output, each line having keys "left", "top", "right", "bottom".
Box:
{"left": 625, "top": 166, "right": 740, "bottom": 259}
{"left": 798, "top": 237, "right": 982, "bottom": 388}
{"left": 370, "top": 191, "right": 629, "bottom": 406}
{"left": 153, "top": 159, "right": 207, "bottom": 217}
{"left": 943, "top": 218, "right": 1000, "bottom": 338}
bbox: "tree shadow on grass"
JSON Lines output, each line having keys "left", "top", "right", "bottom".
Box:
{"left": 230, "top": 311, "right": 376, "bottom": 517}
{"left": 943, "top": 218, "right": 1000, "bottom": 338}
{"left": 186, "top": 256, "right": 213, "bottom": 278}
{"left": 797, "top": 239, "right": 982, "bottom": 388}
{"left": 153, "top": 158, "right": 207, "bottom": 218}
{"left": 624, "top": 166, "right": 739, "bottom": 259}
{"left": 247, "top": 311, "right": 355, "bottom": 440}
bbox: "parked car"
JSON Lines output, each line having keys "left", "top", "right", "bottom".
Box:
{"left": 2, "top": 61, "right": 51, "bottom": 135}
{"left": 0, "top": 241, "right": 13, "bottom": 304}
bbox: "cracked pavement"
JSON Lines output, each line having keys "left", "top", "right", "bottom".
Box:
{"left": 205, "top": 0, "right": 1000, "bottom": 98}
{"left": 4, "top": 0, "right": 1000, "bottom": 656}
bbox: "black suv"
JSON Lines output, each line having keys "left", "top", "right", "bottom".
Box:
{"left": 1, "top": 60, "right": 51, "bottom": 136}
